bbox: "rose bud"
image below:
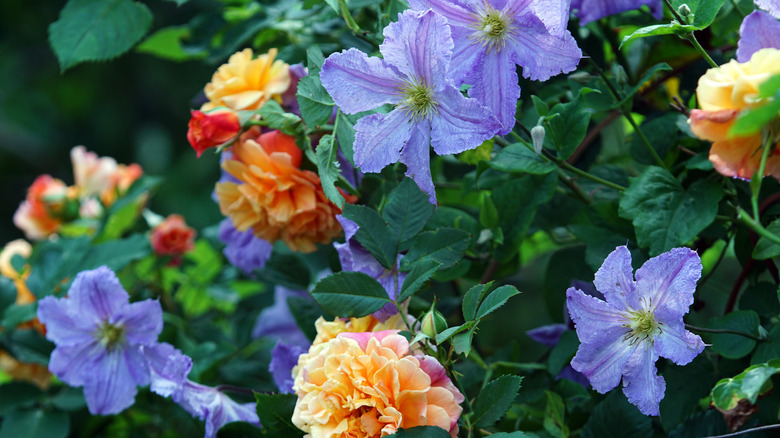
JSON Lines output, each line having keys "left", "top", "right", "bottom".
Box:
{"left": 150, "top": 214, "right": 196, "bottom": 262}
{"left": 187, "top": 109, "right": 241, "bottom": 157}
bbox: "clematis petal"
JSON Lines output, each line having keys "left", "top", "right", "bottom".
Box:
{"left": 399, "top": 121, "right": 436, "bottom": 204}
{"left": 380, "top": 9, "right": 453, "bottom": 89}
{"left": 653, "top": 309, "right": 705, "bottom": 365}
{"left": 448, "top": 25, "right": 486, "bottom": 85}
{"left": 82, "top": 349, "right": 141, "bottom": 415}
{"left": 527, "top": 323, "right": 568, "bottom": 348}
{"left": 502, "top": 0, "right": 535, "bottom": 17}
{"left": 432, "top": 86, "right": 502, "bottom": 154}
{"left": 48, "top": 342, "right": 104, "bottom": 387}
{"left": 252, "top": 286, "right": 311, "bottom": 347}
{"left": 755, "top": 0, "right": 780, "bottom": 18}
{"left": 465, "top": 49, "right": 520, "bottom": 135}
{"left": 320, "top": 48, "right": 403, "bottom": 114}
{"left": 509, "top": 14, "right": 581, "bottom": 82}
{"left": 112, "top": 299, "right": 163, "bottom": 345}
{"left": 142, "top": 342, "right": 192, "bottom": 398}
{"left": 217, "top": 218, "right": 273, "bottom": 275}
{"left": 353, "top": 109, "right": 414, "bottom": 173}
{"left": 737, "top": 11, "right": 780, "bottom": 62}
{"left": 593, "top": 245, "right": 636, "bottom": 310}
{"left": 571, "top": 0, "right": 661, "bottom": 25}
{"left": 570, "top": 326, "right": 635, "bottom": 393}
{"left": 407, "top": 0, "right": 476, "bottom": 25}
{"left": 622, "top": 346, "right": 665, "bottom": 416}
{"left": 70, "top": 266, "right": 129, "bottom": 322}
{"left": 37, "top": 296, "right": 95, "bottom": 345}
{"left": 530, "top": 0, "right": 571, "bottom": 38}
{"left": 270, "top": 341, "right": 307, "bottom": 393}
{"left": 634, "top": 247, "right": 701, "bottom": 318}
{"left": 566, "top": 287, "right": 628, "bottom": 344}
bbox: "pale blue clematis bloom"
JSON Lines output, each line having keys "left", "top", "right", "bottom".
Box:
{"left": 737, "top": 10, "right": 780, "bottom": 62}
{"left": 320, "top": 9, "right": 501, "bottom": 203}
{"left": 567, "top": 246, "right": 705, "bottom": 415}
{"left": 569, "top": 0, "right": 661, "bottom": 25}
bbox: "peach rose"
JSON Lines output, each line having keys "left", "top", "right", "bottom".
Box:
{"left": 187, "top": 109, "right": 242, "bottom": 157}
{"left": 292, "top": 331, "right": 463, "bottom": 437}
{"left": 13, "top": 175, "right": 69, "bottom": 240}
{"left": 71, "top": 146, "right": 118, "bottom": 198}
{"left": 215, "top": 128, "right": 350, "bottom": 252}
{"left": 690, "top": 48, "right": 780, "bottom": 179}
{"left": 150, "top": 214, "right": 196, "bottom": 259}
{"left": 202, "top": 48, "right": 291, "bottom": 112}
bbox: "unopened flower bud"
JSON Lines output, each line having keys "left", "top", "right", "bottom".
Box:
{"left": 421, "top": 310, "right": 448, "bottom": 338}
{"left": 568, "top": 71, "right": 592, "bottom": 84}
{"left": 678, "top": 4, "right": 693, "bottom": 24}
{"left": 531, "top": 125, "right": 546, "bottom": 155}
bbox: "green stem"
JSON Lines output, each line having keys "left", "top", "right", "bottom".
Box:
{"left": 751, "top": 134, "right": 773, "bottom": 219}
{"left": 661, "top": 0, "right": 718, "bottom": 68}
{"left": 685, "top": 324, "right": 764, "bottom": 342}
{"left": 546, "top": 151, "right": 628, "bottom": 191}
{"left": 338, "top": 0, "right": 361, "bottom": 34}
{"left": 737, "top": 208, "right": 780, "bottom": 246}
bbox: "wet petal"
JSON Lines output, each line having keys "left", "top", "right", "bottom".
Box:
{"left": 353, "top": 109, "right": 413, "bottom": 173}
{"left": 634, "top": 247, "right": 701, "bottom": 318}
{"left": 321, "top": 48, "right": 403, "bottom": 114}
{"left": 622, "top": 346, "right": 665, "bottom": 416}
{"left": 737, "top": 11, "right": 780, "bottom": 62}
{"left": 593, "top": 245, "right": 636, "bottom": 310}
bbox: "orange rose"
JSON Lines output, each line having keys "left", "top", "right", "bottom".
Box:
{"left": 292, "top": 331, "right": 463, "bottom": 437}
{"left": 187, "top": 109, "right": 242, "bottom": 157}
{"left": 215, "top": 128, "right": 350, "bottom": 252}
{"left": 202, "top": 48, "right": 291, "bottom": 112}
{"left": 13, "top": 175, "right": 69, "bottom": 240}
{"left": 150, "top": 214, "right": 196, "bottom": 259}
{"left": 689, "top": 48, "right": 780, "bottom": 179}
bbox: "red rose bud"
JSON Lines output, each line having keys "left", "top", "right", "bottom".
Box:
{"left": 187, "top": 109, "right": 241, "bottom": 157}
{"left": 150, "top": 214, "right": 196, "bottom": 260}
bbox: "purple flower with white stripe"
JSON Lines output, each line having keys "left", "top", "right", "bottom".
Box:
{"left": 756, "top": 0, "right": 780, "bottom": 18}
{"left": 217, "top": 218, "right": 273, "bottom": 275}
{"left": 569, "top": 0, "right": 662, "bottom": 25}
{"left": 36, "top": 266, "right": 163, "bottom": 415}
{"left": 320, "top": 9, "right": 501, "bottom": 203}
{"left": 567, "top": 246, "right": 705, "bottom": 416}
{"left": 409, "top": 0, "right": 582, "bottom": 135}
{"left": 335, "top": 215, "right": 405, "bottom": 322}
{"left": 737, "top": 11, "right": 780, "bottom": 62}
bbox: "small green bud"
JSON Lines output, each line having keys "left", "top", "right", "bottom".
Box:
{"left": 421, "top": 310, "right": 448, "bottom": 338}
{"left": 678, "top": 4, "right": 693, "bottom": 24}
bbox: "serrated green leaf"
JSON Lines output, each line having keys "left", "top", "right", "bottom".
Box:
{"left": 49, "top": 0, "right": 153, "bottom": 71}
{"left": 545, "top": 92, "right": 591, "bottom": 160}
{"left": 398, "top": 259, "right": 440, "bottom": 302}
{"left": 463, "top": 283, "right": 489, "bottom": 321}
{"left": 383, "top": 178, "right": 435, "bottom": 245}
{"left": 297, "top": 74, "right": 335, "bottom": 128}
{"left": 315, "top": 134, "right": 345, "bottom": 208}
{"left": 306, "top": 45, "right": 325, "bottom": 75}
{"left": 472, "top": 375, "right": 523, "bottom": 428}
{"left": 311, "top": 271, "right": 390, "bottom": 317}
{"left": 488, "top": 143, "right": 556, "bottom": 175}
{"left": 400, "top": 228, "right": 469, "bottom": 270}
{"left": 255, "top": 393, "right": 303, "bottom": 437}
{"left": 258, "top": 100, "right": 302, "bottom": 135}
{"left": 452, "top": 327, "right": 475, "bottom": 356}
{"left": 618, "top": 167, "right": 723, "bottom": 255}
{"left": 342, "top": 204, "right": 397, "bottom": 269}
{"left": 476, "top": 285, "right": 520, "bottom": 320}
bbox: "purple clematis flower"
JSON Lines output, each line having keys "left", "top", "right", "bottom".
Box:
{"left": 409, "top": 0, "right": 581, "bottom": 135}
{"left": 269, "top": 341, "right": 307, "bottom": 393}
{"left": 737, "top": 11, "right": 780, "bottom": 62}
{"left": 335, "top": 215, "right": 405, "bottom": 322}
{"left": 320, "top": 9, "right": 501, "bottom": 203}
{"left": 756, "top": 0, "right": 780, "bottom": 18}
{"left": 217, "top": 218, "right": 273, "bottom": 275}
{"left": 569, "top": 0, "right": 662, "bottom": 25}
{"left": 567, "top": 246, "right": 705, "bottom": 416}
{"left": 143, "top": 342, "right": 260, "bottom": 438}
{"left": 252, "top": 286, "right": 311, "bottom": 347}
{"left": 36, "top": 266, "right": 163, "bottom": 415}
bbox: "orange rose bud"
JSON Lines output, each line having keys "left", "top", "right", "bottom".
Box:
{"left": 187, "top": 109, "right": 241, "bottom": 157}
{"left": 150, "top": 214, "right": 196, "bottom": 259}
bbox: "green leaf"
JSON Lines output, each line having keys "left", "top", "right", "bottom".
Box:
{"left": 476, "top": 285, "right": 521, "bottom": 320}
{"left": 4, "top": 330, "right": 53, "bottom": 366}
{"left": 479, "top": 193, "right": 499, "bottom": 229}
{"left": 258, "top": 100, "right": 302, "bottom": 135}
{"left": 0, "top": 409, "right": 69, "bottom": 438}
{"left": 629, "top": 114, "right": 681, "bottom": 165}
{"left": 397, "top": 259, "right": 440, "bottom": 302}
{"left": 617, "top": 63, "right": 673, "bottom": 107}
{"left": 48, "top": 387, "right": 86, "bottom": 412}
{"left": 297, "top": 74, "right": 335, "bottom": 128}
{"left": 0, "top": 383, "right": 41, "bottom": 416}
{"left": 731, "top": 98, "right": 780, "bottom": 137}
{"left": 488, "top": 143, "right": 556, "bottom": 175}
{"left": 342, "top": 204, "right": 397, "bottom": 269}
{"left": 49, "top": 0, "right": 153, "bottom": 71}
{"left": 311, "top": 271, "right": 390, "bottom": 317}
{"left": 548, "top": 330, "right": 579, "bottom": 376}
{"left": 620, "top": 24, "right": 696, "bottom": 48}
{"left": 400, "top": 228, "right": 470, "bottom": 270}
{"left": 255, "top": 393, "right": 303, "bottom": 437}
{"left": 315, "top": 134, "right": 345, "bottom": 208}
{"left": 545, "top": 92, "right": 591, "bottom": 160}
{"left": 452, "top": 327, "right": 476, "bottom": 356}
{"left": 387, "top": 426, "right": 452, "bottom": 438}
{"left": 472, "top": 375, "right": 523, "bottom": 428}
{"left": 710, "top": 360, "right": 780, "bottom": 411}
{"left": 618, "top": 167, "right": 723, "bottom": 255}
{"left": 752, "top": 218, "right": 780, "bottom": 259}
{"left": 463, "top": 283, "right": 489, "bottom": 321}
{"left": 1, "top": 304, "right": 37, "bottom": 329}
{"left": 706, "top": 310, "right": 761, "bottom": 359}
{"left": 255, "top": 254, "right": 311, "bottom": 290}
{"left": 580, "top": 391, "right": 652, "bottom": 438}
{"left": 544, "top": 391, "right": 569, "bottom": 438}
{"left": 335, "top": 111, "right": 358, "bottom": 165}
{"left": 383, "top": 178, "right": 435, "bottom": 244}
{"left": 306, "top": 45, "right": 325, "bottom": 75}
{"left": 671, "top": 0, "right": 727, "bottom": 29}
{"left": 136, "top": 26, "right": 205, "bottom": 61}
{"left": 288, "top": 295, "right": 329, "bottom": 342}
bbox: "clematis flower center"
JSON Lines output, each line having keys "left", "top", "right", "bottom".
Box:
{"left": 472, "top": 6, "right": 515, "bottom": 52}
{"left": 624, "top": 309, "right": 660, "bottom": 345}
{"left": 96, "top": 321, "right": 125, "bottom": 350}
{"left": 400, "top": 80, "right": 438, "bottom": 121}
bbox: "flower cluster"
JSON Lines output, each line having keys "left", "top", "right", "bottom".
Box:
{"left": 13, "top": 147, "right": 143, "bottom": 240}
{"left": 292, "top": 330, "right": 463, "bottom": 437}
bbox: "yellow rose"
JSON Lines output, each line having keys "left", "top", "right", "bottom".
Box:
{"left": 202, "top": 48, "right": 291, "bottom": 111}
